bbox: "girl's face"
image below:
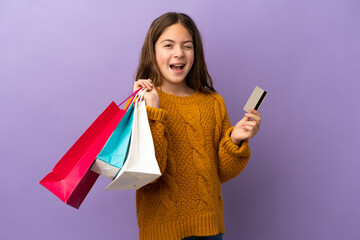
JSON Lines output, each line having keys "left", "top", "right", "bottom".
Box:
{"left": 155, "top": 23, "right": 194, "bottom": 88}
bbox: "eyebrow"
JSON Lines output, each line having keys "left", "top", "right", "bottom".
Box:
{"left": 160, "top": 39, "right": 193, "bottom": 44}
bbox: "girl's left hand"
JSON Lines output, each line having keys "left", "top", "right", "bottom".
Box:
{"left": 230, "top": 109, "right": 261, "bottom": 145}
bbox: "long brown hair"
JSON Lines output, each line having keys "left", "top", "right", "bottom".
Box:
{"left": 135, "top": 12, "right": 215, "bottom": 93}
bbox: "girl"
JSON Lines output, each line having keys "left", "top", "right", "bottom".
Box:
{"left": 132, "top": 12, "right": 261, "bottom": 240}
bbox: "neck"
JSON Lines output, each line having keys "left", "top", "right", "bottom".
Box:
{"left": 158, "top": 81, "right": 195, "bottom": 97}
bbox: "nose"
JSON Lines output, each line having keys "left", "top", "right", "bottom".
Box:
{"left": 173, "top": 45, "right": 184, "bottom": 58}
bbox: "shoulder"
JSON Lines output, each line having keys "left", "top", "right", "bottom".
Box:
{"left": 207, "top": 91, "right": 226, "bottom": 109}
{"left": 202, "top": 91, "right": 227, "bottom": 118}
{"left": 209, "top": 91, "right": 225, "bottom": 102}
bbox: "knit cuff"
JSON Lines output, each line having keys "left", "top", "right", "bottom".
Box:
{"left": 222, "top": 127, "right": 250, "bottom": 157}
{"left": 146, "top": 106, "right": 168, "bottom": 123}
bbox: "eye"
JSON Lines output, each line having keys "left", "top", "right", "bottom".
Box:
{"left": 184, "top": 45, "right": 193, "bottom": 49}
{"left": 164, "top": 44, "right": 172, "bottom": 48}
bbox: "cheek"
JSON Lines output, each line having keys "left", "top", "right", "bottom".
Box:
{"left": 187, "top": 51, "right": 194, "bottom": 68}
{"left": 156, "top": 51, "right": 168, "bottom": 67}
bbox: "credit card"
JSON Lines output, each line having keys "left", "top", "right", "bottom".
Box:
{"left": 243, "top": 86, "right": 267, "bottom": 112}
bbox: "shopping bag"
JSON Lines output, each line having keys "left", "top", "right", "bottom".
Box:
{"left": 91, "top": 88, "right": 144, "bottom": 179}
{"left": 90, "top": 100, "right": 135, "bottom": 179}
{"left": 39, "top": 89, "right": 140, "bottom": 209}
{"left": 105, "top": 89, "right": 161, "bottom": 190}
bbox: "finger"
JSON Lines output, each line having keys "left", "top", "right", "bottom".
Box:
{"left": 249, "top": 109, "right": 261, "bottom": 120}
{"left": 142, "top": 82, "right": 150, "bottom": 89}
{"left": 242, "top": 125, "right": 254, "bottom": 133}
{"left": 250, "top": 109, "right": 261, "bottom": 115}
{"left": 245, "top": 112, "right": 261, "bottom": 121}
{"left": 242, "top": 121, "right": 257, "bottom": 128}
{"left": 134, "top": 79, "right": 152, "bottom": 92}
{"left": 142, "top": 82, "right": 150, "bottom": 90}
{"left": 136, "top": 83, "right": 143, "bottom": 89}
{"left": 133, "top": 82, "right": 142, "bottom": 92}
{"left": 136, "top": 79, "right": 150, "bottom": 86}
{"left": 135, "top": 79, "right": 147, "bottom": 85}
{"left": 240, "top": 116, "right": 250, "bottom": 123}
{"left": 245, "top": 115, "right": 260, "bottom": 128}
{"left": 145, "top": 81, "right": 154, "bottom": 90}
{"left": 140, "top": 79, "right": 152, "bottom": 84}
{"left": 138, "top": 79, "right": 154, "bottom": 90}
{"left": 249, "top": 109, "right": 261, "bottom": 117}
{"left": 242, "top": 123, "right": 258, "bottom": 135}
{"left": 235, "top": 117, "right": 249, "bottom": 128}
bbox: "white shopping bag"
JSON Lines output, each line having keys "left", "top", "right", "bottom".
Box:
{"left": 105, "top": 89, "right": 161, "bottom": 190}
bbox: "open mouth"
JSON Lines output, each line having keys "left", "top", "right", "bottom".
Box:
{"left": 170, "top": 64, "right": 185, "bottom": 70}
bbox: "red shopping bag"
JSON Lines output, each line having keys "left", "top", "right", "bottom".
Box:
{"left": 39, "top": 89, "right": 140, "bottom": 209}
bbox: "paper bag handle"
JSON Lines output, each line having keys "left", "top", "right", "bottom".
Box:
{"left": 138, "top": 88, "right": 147, "bottom": 102}
{"left": 118, "top": 88, "right": 142, "bottom": 110}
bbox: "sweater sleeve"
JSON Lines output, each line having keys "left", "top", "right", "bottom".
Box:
{"left": 215, "top": 95, "right": 251, "bottom": 183}
{"left": 146, "top": 106, "right": 168, "bottom": 175}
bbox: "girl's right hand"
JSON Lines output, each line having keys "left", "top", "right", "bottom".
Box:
{"left": 133, "top": 79, "right": 160, "bottom": 108}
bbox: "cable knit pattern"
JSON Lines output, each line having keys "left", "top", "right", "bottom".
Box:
{"left": 177, "top": 104, "right": 213, "bottom": 213}
{"left": 136, "top": 89, "right": 251, "bottom": 240}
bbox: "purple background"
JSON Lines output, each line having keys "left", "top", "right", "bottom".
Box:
{"left": 1, "top": 0, "right": 359, "bottom": 239}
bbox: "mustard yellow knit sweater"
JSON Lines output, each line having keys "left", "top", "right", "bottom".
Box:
{"left": 136, "top": 89, "right": 251, "bottom": 240}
